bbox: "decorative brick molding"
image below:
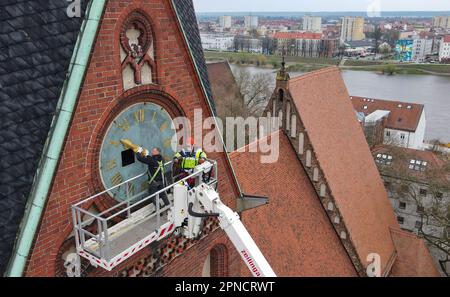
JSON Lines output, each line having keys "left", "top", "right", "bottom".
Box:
{"left": 263, "top": 85, "right": 366, "bottom": 276}
{"left": 120, "top": 10, "right": 157, "bottom": 86}
{"left": 116, "top": 217, "right": 220, "bottom": 277}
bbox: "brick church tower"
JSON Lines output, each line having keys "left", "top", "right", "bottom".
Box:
{"left": 1, "top": 0, "right": 242, "bottom": 276}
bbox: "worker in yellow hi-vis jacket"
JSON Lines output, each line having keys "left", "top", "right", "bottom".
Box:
{"left": 173, "top": 137, "right": 207, "bottom": 188}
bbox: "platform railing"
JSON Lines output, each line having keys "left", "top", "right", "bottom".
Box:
{"left": 71, "top": 159, "right": 218, "bottom": 263}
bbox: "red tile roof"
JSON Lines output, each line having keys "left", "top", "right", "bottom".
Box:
{"left": 273, "top": 32, "right": 322, "bottom": 40}
{"left": 372, "top": 145, "right": 449, "bottom": 182}
{"left": 288, "top": 67, "right": 399, "bottom": 274}
{"left": 351, "top": 96, "right": 424, "bottom": 132}
{"left": 230, "top": 131, "right": 357, "bottom": 276}
{"left": 390, "top": 227, "right": 440, "bottom": 277}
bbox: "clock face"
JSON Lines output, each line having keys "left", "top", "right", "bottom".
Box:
{"left": 99, "top": 102, "right": 177, "bottom": 201}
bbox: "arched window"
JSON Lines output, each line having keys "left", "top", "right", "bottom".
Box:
{"left": 278, "top": 89, "right": 284, "bottom": 103}
{"left": 202, "top": 245, "right": 228, "bottom": 277}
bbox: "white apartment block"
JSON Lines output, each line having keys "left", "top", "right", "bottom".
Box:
{"left": 200, "top": 33, "right": 234, "bottom": 51}
{"left": 439, "top": 36, "right": 450, "bottom": 62}
{"left": 219, "top": 15, "right": 232, "bottom": 29}
{"left": 302, "top": 16, "right": 322, "bottom": 32}
{"left": 433, "top": 16, "right": 450, "bottom": 29}
{"left": 244, "top": 15, "right": 258, "bottom": 29}
{"left": 340, "top": 17, "right": 365, "bottom": 43}
{"left": 412, "top": 38, "right": 433, "bottom": 62}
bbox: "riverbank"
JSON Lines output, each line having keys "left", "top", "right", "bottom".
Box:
{"left": 205, "top": 51, "right": 450, "bottom": 76}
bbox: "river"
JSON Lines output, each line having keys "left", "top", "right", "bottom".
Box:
{"left": 229, "top": 65, "right": 450, "bottom": 143}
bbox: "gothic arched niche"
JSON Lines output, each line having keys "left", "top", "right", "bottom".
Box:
{"left": 120, "top": 11, "right": 156, "bottom": 90}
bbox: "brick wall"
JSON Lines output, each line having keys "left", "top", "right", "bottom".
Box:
{"left": 25, "top": 0, "right": 240, "bottom": 277}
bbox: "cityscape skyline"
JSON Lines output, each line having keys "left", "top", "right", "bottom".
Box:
{"left": 193, "top": 0, "right": 450, "bottom": 13}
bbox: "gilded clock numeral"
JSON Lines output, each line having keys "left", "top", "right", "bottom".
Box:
{"left": 106, "top": 159, "right": 117, "bottom": 171}
{"left": 151, "top": 111, "right": 157, "bottom": 122}
{"left": 134, "top": 108, "right": 145, "bottom": 124}
{"left": 110, "top": 172, "right": 123, "bottom": 186}
{"left": 160, "top": 121, "right": 169, "bottom": 132}
{"left": 115, "top": 119, "right": 130, "bottom": 131}
{"left": 110, "top": 140, "right": 120, "bottom": 147}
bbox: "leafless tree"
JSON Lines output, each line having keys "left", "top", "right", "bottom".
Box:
{"left": 234, "top": 68, "right": 273, "bottom": 117}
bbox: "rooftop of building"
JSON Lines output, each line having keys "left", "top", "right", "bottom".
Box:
{"left": 351, "top": 96, "right": 424, "bottom": 132}
{"left": 288, "top": 67, "right": 400, "bottom": 274}
{"left": 372, "top": 144, "right": 449, "bottom": 182}
{"left": 230, "top": 131, "right": 357, "bottom": 276}
{"left": 390, "top": 227, "right": 441, "bottom": 277}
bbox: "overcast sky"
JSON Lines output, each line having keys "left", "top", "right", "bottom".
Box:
{"left": 193, "top": 0, "right": 450, "bottom": 12}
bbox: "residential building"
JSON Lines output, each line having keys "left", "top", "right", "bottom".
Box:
{"left": 351, "top": 96, "right": 426, "bottom": 150}
{"left": 340, "top": 17, "right": 365, "bottom": 43}
{"left": 273, "top": 32, "right": 323, "bottom": 57}
{"left": 233, "top": 35, "right": 263, "bottom": 53}
{"left": 200, "top": 33, "right": 234, "bottom": 51}
{"left": 439, "top": 35, "right": 450, "bottom": 62}
{"left": 219, "top": 15, "right": 232, "bottom": 29}
{"left": 244, "top": 15, "right": 259, "bottom": 29}
{"left": 412, "top": 38, "right": 433, "bottom": 62}
{"left": 302, "top": 15, "right": 322, "bottom": 32}
{"left": 372, "top": 145, "right": 450, "bottom": 275}
{"left": 433, "top": 16, "right": 450, "bottom": 29}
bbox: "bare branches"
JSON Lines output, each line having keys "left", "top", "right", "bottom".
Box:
{"left": 234, "top": 68, "right": 273, "bottom": 117}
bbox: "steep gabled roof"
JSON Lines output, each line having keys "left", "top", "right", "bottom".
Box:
{"left": 0, "top": 0, "right": 89, "bottom": 275}
{"left": 172, "top": 0, "right": 216, "bottom": 115}
{"left": 351, "top": 96, "right": 424, "bottom": 132}
{"left": 288, "top": 67, "right": 399, "bottom": 274}
{"left": 230, "top": 131, "right": 357, "bottom": 276}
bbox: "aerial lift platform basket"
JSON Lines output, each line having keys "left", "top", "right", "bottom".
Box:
{"left": 71, "top": 160, "right": 276, "bottom": 277}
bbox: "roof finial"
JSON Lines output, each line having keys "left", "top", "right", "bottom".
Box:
{"left": 277, "top": 54, "right": 290, "bottom": 81}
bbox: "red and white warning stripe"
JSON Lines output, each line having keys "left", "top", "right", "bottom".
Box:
{"left": 78, "top": 222, "right": 175, "bottom": 271}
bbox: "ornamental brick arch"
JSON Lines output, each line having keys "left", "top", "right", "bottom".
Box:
{"left": 115, "top": 8, "right": 158, "bottom": 90}
{"left": 84, "top": 85, "right": 186, "bottom": 214}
